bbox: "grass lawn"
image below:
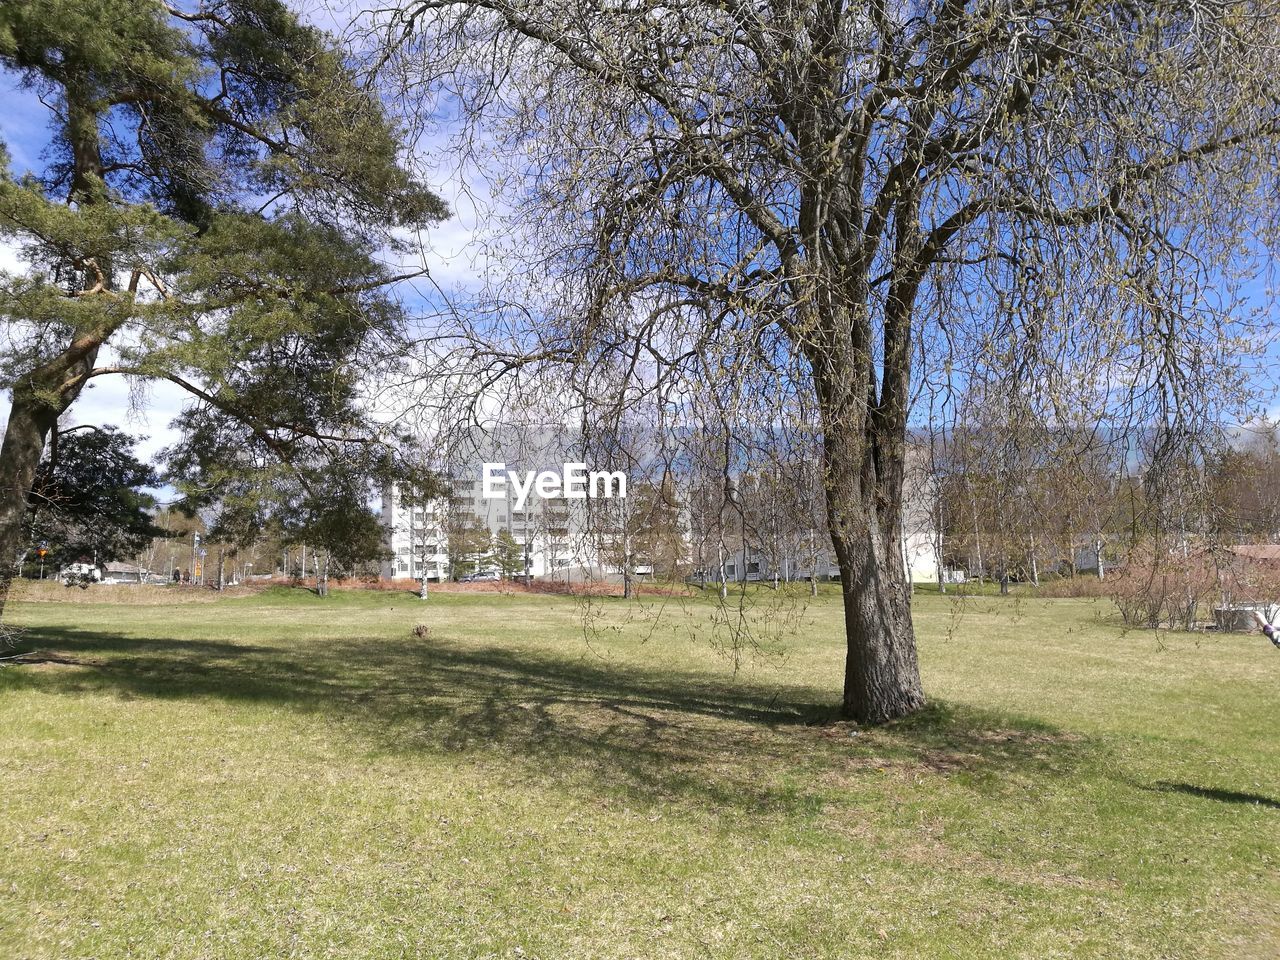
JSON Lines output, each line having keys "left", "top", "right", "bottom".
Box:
{"left": 1, "top": 586, "right": 1276, "bottom": 959}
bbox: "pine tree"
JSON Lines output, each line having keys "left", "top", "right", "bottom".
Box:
{"left": 493, "top": 528, "right": 525, "bottom": 580}
{"left": 0, "top": 0, "right": 446, "bottom": 617}
{"left": 24, "top": 426, "right": 163, "bottom": 572}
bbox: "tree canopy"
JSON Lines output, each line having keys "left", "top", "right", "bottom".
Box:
{"left": 24, "top": 426, "right": 163, "bottom": 570}
{"left": 380, "top": 0, "right": 1280, "bottom": 721}
{"left": 0, "top": 0, "right": 447, "bottom": 616}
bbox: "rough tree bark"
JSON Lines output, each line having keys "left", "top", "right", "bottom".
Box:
{"left": 819, "top": 400, "right": 925, "bottom": 724}
{"left": 0, "top": 90, "right": 109, "bottom": 622}
{"left": 0, "top": 391, "right": 63, "bottom": 615}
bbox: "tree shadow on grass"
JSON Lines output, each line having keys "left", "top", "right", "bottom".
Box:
{"left": 5, "top": 623, "right": 1097, "bottom": 815}
{"left": 1148, "top": 781, "right": 1280, "bottom": 810}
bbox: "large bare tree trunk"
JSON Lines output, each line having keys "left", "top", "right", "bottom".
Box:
{"left": 827, "top": 475, "right": 925, "bottom": 723}
{"left": 820, "top": 406, "right": 926, "bottom": 725}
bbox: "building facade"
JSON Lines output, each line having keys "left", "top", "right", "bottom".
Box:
{"left": 381, "top": 439, "right": 939, "bottom": 585}
{"left": 380, "top": 474, "right": 597, "bottom": 581}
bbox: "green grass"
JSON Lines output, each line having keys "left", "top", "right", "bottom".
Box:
{"left": 1, "top": 586, "right": 1276, "bottom": 959}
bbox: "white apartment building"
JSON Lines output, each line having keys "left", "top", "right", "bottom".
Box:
{"left": 700, "top": 513, "right": 938, "bottom": 586}
{"left": 381, "top": 485, "right": 450, "bottom": 581}
{"left": 380, "top": 474, "right": 598, "bottom": 581}
{"left": 696, "top": 445, "right": 941, "bottom": 586}
{"left": 380, "top": 436, "right": 939, "bottom": 585}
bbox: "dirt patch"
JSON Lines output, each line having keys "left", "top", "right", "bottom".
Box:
{"left": 820, "top": 750, "right": 983, "bottom": 782}
{"left": 9, "top": 580, "right": 268, "bottom": 605}
{"left": 809, "top": 722, "right": 1086, "bottom": 785}
{"left": 1216, "top": 894, "right": 1280, "bottom": 960}
{"left": 0, "top": 650, "right": 103, "bottom": 669}
{"left": 966, "top": 727, "right": 1084, "bottom": 746}
{"left": 370, "top": 577, "right": 697, "bottom": 598}
{"left": 12, "top": 576, "right": 697, "bottom": 602}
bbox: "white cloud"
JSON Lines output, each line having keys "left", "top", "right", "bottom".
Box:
{"left": 0, "top": 237, "right": 21, "bottom": 274}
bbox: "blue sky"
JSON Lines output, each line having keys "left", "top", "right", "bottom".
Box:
{"left": 3, "top": 27, "right": 1278, "bottom": 484}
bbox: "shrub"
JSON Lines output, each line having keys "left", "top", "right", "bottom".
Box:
{"left": 1034, "top": 577, "right": 1112, "bottom": 599}
{"left": 1107, "top": 541, "right": 1221, "bottom": 629}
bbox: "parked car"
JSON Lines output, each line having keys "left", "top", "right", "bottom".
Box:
{"left": 459, "top": 571, "right": 501, "bottom": 583}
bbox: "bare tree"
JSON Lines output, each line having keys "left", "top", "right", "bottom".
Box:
{"left": 379, "top": 0, "right": 1280, "bottom": 722}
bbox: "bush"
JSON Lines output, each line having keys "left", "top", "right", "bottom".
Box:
{"left": 1034, "top": 577, "right": 1112, "bottom": 599}
{"left": 1107, "top": 542, "right": 1220, "bottom": 629}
